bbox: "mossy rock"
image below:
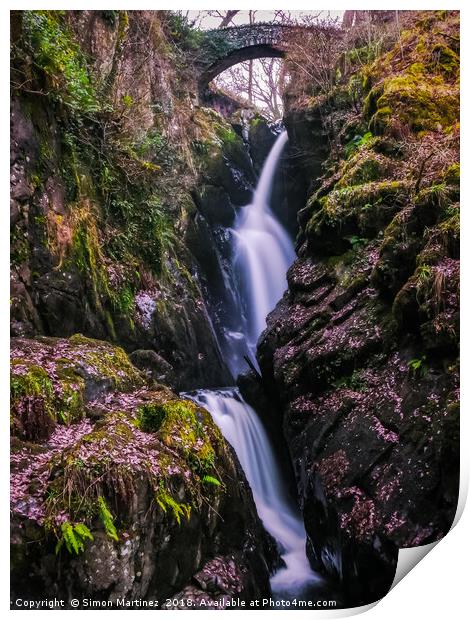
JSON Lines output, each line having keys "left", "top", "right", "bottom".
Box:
{"left": 366, "top": 68, "right": 458, "bottom": 134}
{"left": 307, "top": 180, "right": 410, "bottom": 254}
{"left": 10, "top": 335, "right": 145, "bottom": 441}
{"left": 337, "top": 150, "right": 392, "bottom": 187}
{"left": 137, "top": 399, "right": 223, "bottom": 476}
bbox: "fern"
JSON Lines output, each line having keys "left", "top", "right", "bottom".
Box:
{"left": 202, "top": 475, "right": 221, "bottom": 487}
{"left": 55, "top": 521, "right": 93, "bottom": 555}
{"left": 408, "top": 355, "right": 428, "bottom": 377}
{"left": 155, "top": 488, "right": 191, "bottom": 526}
{"left": 97, "top": 496, "right": 119, "bottom": 542}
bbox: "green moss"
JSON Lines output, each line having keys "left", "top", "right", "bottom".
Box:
{"left": 137, "top": 402, "right": 167, "bottom": 432}
{"left": 338, "top": 150, "right": 390, "bottom": 187}
{"left": 443, "top": 163, "right": 460, "bottom": 186}
{"left": 431, "top": 43, "right": 459, "bottom": 75}
{"left": 10, "top": 356, "right": 87, "bottom": 437}
{"left": 215, "top": 125, "right": 238, "bottom": 144}
{"left": 112, "top": 285, "right": 135, "bottom": 316}
{"left": 367, "top": 70, "right": 458, "bottom": 133}
{"left": 309, "top": 180, "right": 408, "bottom": 231}
{"left": 10, "top": 229, "right": 30, "bottom": 266}
{"left": 415, "top": 183, "right": 454, "bottom": 212}
{"left": 138, "top": 399, "right": 221, "bottom": 476}
{"left": 11, "top": 364, "right": 54, "bottom": 401}
{"left": 68, "top": 334, "right": 144, "bottom": 391}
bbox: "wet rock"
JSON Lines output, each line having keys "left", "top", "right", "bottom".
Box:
{"left": 129, "top": 349, "right": 176, "bottom": 388}
{"left": 259, "top": 18, "right": 460, "bottom": 603}
{"left": 194, "top": 185, "right": 236, "bottom": 227}
{"left": 248, "top": 117, "right": 277, "bottom": 175}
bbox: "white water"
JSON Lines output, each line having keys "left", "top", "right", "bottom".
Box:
{"left": 185, "top": 132, "right": 321, "bottom": 596}
{"left": 232, "top": 131, "right": 296, "bottom": 360}
{"left": 190, "top": 388, "right": 320, "bottom": 594}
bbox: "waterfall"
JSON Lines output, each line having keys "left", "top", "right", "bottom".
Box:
{"left": 232, "top": 131, "right": 296, "bottom": 363}
{"left": 188, "top": 388, "right": 320, "bottom": 594}
{"left": 184, "top": 131, "right": 322, "bottom": 597}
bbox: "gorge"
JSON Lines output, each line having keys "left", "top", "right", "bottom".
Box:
{"left": 10, "top": 9, "right": 459, "bottom": 610}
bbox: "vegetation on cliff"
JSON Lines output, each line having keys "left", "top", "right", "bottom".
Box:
{"left": 259, "top": 10, "right": 459, "bottom": 604}
{"left": 11, "top": 10, "right": 262, "bottom": 389}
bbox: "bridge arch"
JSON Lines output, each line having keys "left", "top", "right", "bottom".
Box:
{"left": 198, "top": 44, "right": 284, "bottom": 98}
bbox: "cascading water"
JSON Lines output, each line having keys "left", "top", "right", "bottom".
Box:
{"left": 189, "top": 388, "right": 320, "bottom": 595}
{"left": 223, "top": 131, "right": 295, "bottom": 368}
{"left": 231, "top": 131, "right": 296, "bottom": 369}
{"left": 185, "top": 131, "right": 322, "bottom": 598}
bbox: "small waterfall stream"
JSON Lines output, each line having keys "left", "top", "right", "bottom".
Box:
{"left": 186, "top": 131, "right": 321, "bottom": 597}
{"left": 231, "top": 131, "right": 296, "bottom": 364}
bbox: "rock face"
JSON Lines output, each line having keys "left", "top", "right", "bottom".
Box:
{"left": 258, "top": 11, "right": 459, "bottom": 606}
{"left": 10, "top": 336, "right": 277, "bottom": 607}
{"left": 10, "top": 11, "right": 264, "bottom": 391}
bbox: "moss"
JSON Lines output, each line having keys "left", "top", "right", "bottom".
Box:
{"left": 10, "top": 355, "right": 88, "bottom": 439}
{"left": 415, "top": 183, "right": 455, "bottom": 213}
{"left": 430, "top": 43, "right": 459, "bottom": 76}
{"left": 10, "top": 230, "right": 30, "bottom": 266}
{"left": 22, "top": 11, "right": 99, "bottom": 114}
{"left": 367, "top": 67, "right": 458, "bottom": 134}
{"left": 309, "top": 180, "right": 409, "bottom": 232}
{"left": 137, "top": 402, "right": 167, "bottom": 432}
{"left": 44, "top": 405, "right": 208, "bottom": 535}
{"left": 10, "top": 363, "right": 56, "bottom": 439}
{"left": 11, "top": 363, "right": 54, "bottom": 401}
{"left": 138, "top": 399, "right": 222, "bottom": 476}
{"left": 68, "top": 334, "right": 144, "bottom": 391}
{"left": 443, "top": 163, "right": 460, "bottom": 186}
{"left": 338, "top": 150, "right": 391, "bottom": 187}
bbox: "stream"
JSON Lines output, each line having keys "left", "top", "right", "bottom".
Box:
{"left": 185, "top": 132, "right": 323, "bottom": 599}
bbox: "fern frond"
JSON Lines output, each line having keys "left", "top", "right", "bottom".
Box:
{"left": 97, "top": 496, "right": 119, "bottom": 542}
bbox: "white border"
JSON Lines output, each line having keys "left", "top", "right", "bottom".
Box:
{"left": 2, "top": 2, "right": 467, "bottom": 618}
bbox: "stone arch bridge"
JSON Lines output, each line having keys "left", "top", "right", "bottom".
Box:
{"left": 196, "top": 22, "right": 337, "bottom": 98}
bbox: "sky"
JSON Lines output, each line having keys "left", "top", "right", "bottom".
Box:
{"left": 186, "top": 10, "right": 345, "bottom": 30}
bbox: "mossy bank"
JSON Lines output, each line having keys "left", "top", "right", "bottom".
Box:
{"left": 11, "top": 335, "right": 278, "bottom": 606}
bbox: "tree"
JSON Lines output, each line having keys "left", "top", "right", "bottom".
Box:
{"left": 213, "top": 57, "right": 285, "bottom": 120}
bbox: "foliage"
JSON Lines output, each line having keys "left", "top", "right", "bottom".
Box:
{"left": 408, "top": 355, "right": 428, "bottom": 377}
{"left": 55, "top": 521, "right": 93, "bottom": 555}
{"left": 333, "top": 370, "right": 366, "bottom": 391}
{"left": 21, "top": 11, "right": 99, "bottom": 114}
{"left": 198, "top": 29, "right": 237, "bottom": 63}
{"left": 155, "top": 486, "right": 191, "bottom": 525}
{"left": 202, "top": 475, "right": 222, "bottom": 487}
{"left": 165, "top": 12, "right": 204, "bottom": 51}
{"left": 347, "top": 235, "right": 368, "bottom": 251}
{"left": 344, "top": 131, "right": 373, "bottom": 158}
{"left": 97, "top": 496, "right": 119, "bottom": 541}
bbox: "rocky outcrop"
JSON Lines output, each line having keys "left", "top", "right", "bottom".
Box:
{"left": 10, "top": 335, "right": 277, "bottom": 608}
{"left": 259, "top": 11, "right": 459, "bottom": 606}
